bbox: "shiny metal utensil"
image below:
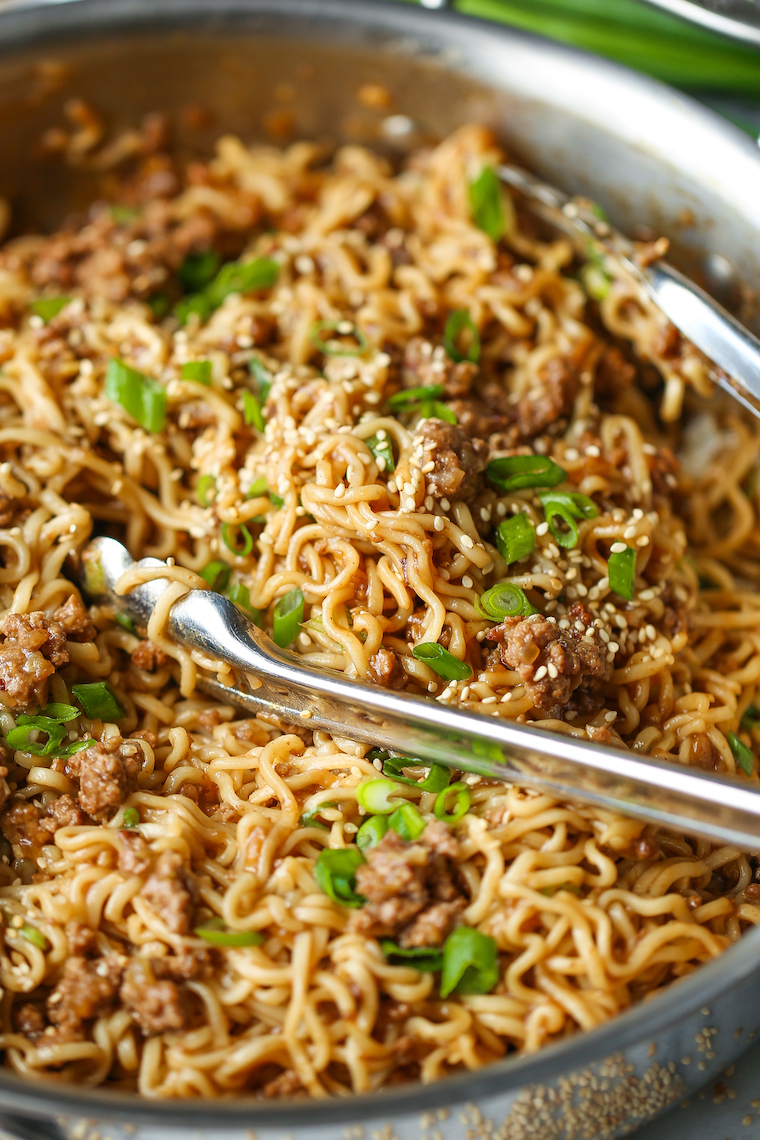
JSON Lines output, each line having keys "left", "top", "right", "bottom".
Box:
{"left": 79, "top": 535, "right": 760, "bottom": 849}
{"left": 497, "top": 161, "right": 760, "bottom": 421}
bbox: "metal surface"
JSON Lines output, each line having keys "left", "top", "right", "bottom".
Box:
{"left": 0, "top": 0, "right": 760, "bottom": 1136}
{"left": 641, "top": 0, "right": 760, "bottom": 45}
{"left": 78, "top": 537, "right": 760, "bottom": 850}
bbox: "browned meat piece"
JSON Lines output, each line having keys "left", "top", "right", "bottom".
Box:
{"left": 119, "top": 829, "right": 152, "bottom": 875}
{"left": 65, "top": 740, "right": 141, "bottom": 820}
{"left": 415, "top": 419, "right": 488, "bottom": 504}
{"left": 368, "top": 646, "right": 404, "bottom": 689}
{"left": 52, "top": 594, "right": 96, "bottom": 642}
{"left": 46, "top": 955, "right": 122, "bottom": 1032}
{"left": 65, "top": 921, "right": 98, "bottom": 956}
{"left": 419, "top": 818, "right": 460, "bottom": 859}
{"left": 486, "top": 603, "right": 613, "bottom": 719}
{"left": 689, "top": 734, "right": 721, "bottom": 772}
{"left": 140, "top": 850, "right": 198, "bottom": 934}
{"left": 261, "top": 1069, "right": 306, "bottom": 1098}
{"left": 0, "top": 612, "right": 69, "bottom": 709}
{"left": 45, "top": 793, "right": 89, "bottom": 829}
{"left": 1, "top": 802, "right": 51, "bottom": 861}
{"left": 651, "top": 321, "right": 681, "bottom": 360}
{"left": 402, "top": 337, "right": 478, "bottom": 400}
{"left": 163, "top": 946, "right": 212, "bottom": 981}
{"left": 130, "top": 639, "right": 171, "bottom": 671}
{"left": 349, "top": 824, "right": 465, "bottom": 947}
{"left": 595, "top": 346, "right": 636, "bottom": 397}
{"left": 14, "top": 1003, "right": 46, "bottom": 1039}
{"left": 516, "top": 355, "right": 579, "bottom": 438}
{"left": 120, "top": 958, "right": 191, "bottom": 1035}
{"left": 446, "top": 397, "right": 510, "bottom": 443}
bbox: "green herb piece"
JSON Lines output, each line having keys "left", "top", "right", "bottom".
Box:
{"left": 194, "top": 917, "right": 264, "bottom": 947}
{"left": 388, "top": 384, "right": 444, "bottom": 411}
{"left": 147, "top": 292, "right": 170, "bottom": 319}
{"left": 31, "top": 296, "right": 70, "bottom": 322}
{"left": 36, "top": 703, "right": 79, "bottom": 724}
{"left": 268, "top": 491, "right": 285, "bottom": 509}
{"left": 174, "top": 293, "right": 213, "bottom": 325}
{"left": 19, "top": 923, "right": 48, "bottom": 951}
{"left": 205, "top": 258, "right": 279, "bottom": 308}
{"left": 486, "top": 454, "right": 567, "bottom": 494}
{"left": 422, "top": 400, "right": 457, "bottom": 424}
{"left": 443, "top": 309, "right": 480, "bottom": 364}
{"left": 468, "top": 167, "right": 505, "bottom": 243}
{"left": 299, "top": 801, "right": 337, "bottom": 830}
{"left": 179, "top": 249, "right": 221, "bottom": 294}
{"left": 366, "top": 433, "right": 395, "bottom": 473}
{"left": 729, "top": 731, "right": 754, "bottom": 776}
{"left": 242, "top": 390, "right": 266, "bottom": 432}
{"left": 71, "top": 682, "right": 124, "bottom": 722}
{"left": 411, "top": 642, "right": 472, "bottom": 681}
{"left": 356, "top": 778, "right": 402, "bottom": 815}
{"left": 82, "top": 555, "right": 106, "bottom": 596}
{"left": 122, "top": 807, "right": 140, "bottom": 828}
{"left": 273, "top": 587, "right": 304, "bottom": 647}
{"left": 440, "top": 926, "right": 499, "bottom": 998}
{"left": 608, "top": 545, "right": 637, "bottom": 602}
{"left": 228, "top": 583, "right": 263, "bottom": 625}
{"left": 356, "top": 815, "right": 389, "bottom": 851}
{"left": 181, "top": 360, "right": 213, "bottom": 385}
{"left": 478, "top": 582, "right": 537, "bottom": 621}
{"left": 200, "top": 560, "right": 230, "bottom": 592}
{"left": 382, "top": 756, "right": 450, "bottom": 794}
{"left": 104, "top": 358, "right": 167, "bottom": 434}
{"left": 314, "top": 848, "right": 366, "bottom": 907}
{"left": 434, "top": 782, "right": 471, "bottom": 825}
{"left": 7, "top": 718, "right": 66, "bottom": 756}
{"left": 221, "top": 522, "right": 254, "bottom": 557}
{"left": 55, "top": 738, "right": 92, "bottom": 759}
{"left": 114, "top": 613, "right": 137, "bottom": 634}
{"left": 581, "top": 261, "right": 612, "bottom": 301}
{"left": 196, "top": 474, "right": 217, "bottom": 507}
{"left": 741, "top": 705, "right": 760, "bottom": 731}
{"left": 539, "top": 491, "right": 599, "bottom": 549}
{"left": 311, "top": 319, "right": 368, "bottom": 357}
{"left": 496, "top": 513, "right": 535, "bottom": 565}
{"left": 110, "top": 204, "right": 140, "bottom": 224}
{"left": 249, "top": 357, "right": 273, "bottom": 400}
{"left": 381, "top": 941, "right": 444, "bottom": 972}
{"left": 246, "top": 476, "right": 269, "bottom": 500}
{"left": 388, "top": 802, "right": 426, "bottom": 842}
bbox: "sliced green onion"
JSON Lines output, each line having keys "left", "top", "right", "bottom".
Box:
{"left": 104, "top": 358, "right": 167, "bottom": 434}
{"left": 36, "top": 703, "right": 79, "bottom": 724}
{"left": 196, "top": 474, "right": 217, "bottom": 507}
{"left": 366, "top": 433, "right": 395, "bottom": 473}
{"left": 273, "top": 587, "right": 304, "bottom": 647}
{"left": 194, "top": 917, "right": 264, "bottom": 947}
{"left": 147, "top": 292, "right": 170, "bottom": 319}
{"left": 356, "top": 778, "right": 402, "bottom": 815}
{"left": 110, "top": 204, "right": 140, "bottom": 224}
{"left": 541, "top": 883, "right": 582, "bottom": 897}
{"left": 249, "top": 357, "right": 273, "bottom": 400}
{"left": 382, "top": 756, "right": 450, "bottom": 794}
{"left": 421, "top": 400, "right": 457, "bottom": 425}
{"left": 608, "top": 545, "right": 637, "bottom": 602}
{"left": 206, "top": 258, "right": 279, "bottom": 309}
{"left": 221, "top": 522, "right": 254, "bottom": 557}
{"left": 440, "top": 926, "right": 499, "bottom": 998}
{"left": 114, "top": 612, "right": 137, "bottom": 634}
{"left": 228, "top": 583, "right": 263, "bottom": 626}
{"left": 581, "top": 262, "right": 612, "bottom": 301}
{"left": 174, "top": 293, "right": 213, "bottom": 325}
{"left": 539, "top": 492, "right": 599, "bottom": 549}
{"left": 7, "top": 718, "right": 66, "bottom": 756}
{"left": 496, "top": 513, "right": 536, "bottom": 565}
{"left": 55, "top": 738, "right": 92, "bottom": 759}
{"left": 388, "top": 384, "right": 444, "bottom": 411}
{"left": 434, "top": 782, "right": 470, "bottom": 825}
{"left": 19, "top": 923, "right": 48, "bottom": 951}
{"left": 299, "top": 801, "right": 336, "bottom": 830}
{"left": 179, "top": 249, "right": 221, "bottom": 294}
{"left": 443, "top": 310, "right": 480, "bottom": 364}
{"left": 71, "top": 682, "right": 124, "bottom": 721}
{"left": 82, "top": 554, "right": 106, "bottom": 596}
{"left": 122, "top": 807, "right": 140, "bottom": 828}
{"left": 729, "top": 731, "right": 754, "bottom": 776}
{"left": 356, "top": 815, "right": 389, "bottom": 851}
{"left": 268, "top": 491, "right": 285, "bottom": 510}
{"left": 411, "top": 643, "right": 472, "bottom": 681}
{"left": 31, "top": 296, "right": 70, "bottom": 322}
{"left": 388, "top": 802, "right": 426, "bottom": 842}
{"left": 741, "top": 705, "right": 760, "bottom": 731}
{"left": 246, "top": 476, "right": 269, "bottom": 500}
{"left": 310, "top": 319, "right": 368, "bottom": 357}
{"left": 181, "top": 360, "right": 212, "bottom": 385}
{"left": 200, "top": 560, "right": 230, "bottom": 592}
{"left": 487, "top": 455, "right": 567, "bottom": 494}
{"left": 381, "top": 941, "right": 444, "bottom": 972}
{"left": 242, "top": 390, "right": 266, "bottom": 432}
{"left": 314, "top": 848, "right": 366, "bottom": 907}
{"left": 468, "top": 167, "right": 505, "bottom": 243}
{"left": 478, "top": 582, "right": 537, "bottom": 621}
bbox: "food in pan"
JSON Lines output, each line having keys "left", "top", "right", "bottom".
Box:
{"left": 0, "top": 120, "right": 756, "bottom": 1098}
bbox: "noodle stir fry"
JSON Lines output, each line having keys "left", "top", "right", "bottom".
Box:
{"left": 0, "top": 122, "right": 757, "bottom": 1098}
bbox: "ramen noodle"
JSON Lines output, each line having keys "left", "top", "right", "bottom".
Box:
{"left": 0, "top": 122, "right": 757, "bottom": 1099}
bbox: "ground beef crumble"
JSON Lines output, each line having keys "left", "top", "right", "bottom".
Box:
{"left": 0, "top": 611, "right": 68, "bottom": 708}
{"left": 52, "top": 594, "right": 96, "bottom": 642}
{"left": 415, "top": 419, "right": 488, "bottom": 504}
{"left": 140, "top": 849, "right": 198, "bottom": 935}
{"left": 119, "top": 957, "right": 191, "bottom": 1035}
{"left": 402, "top": 337, "right": 478, "bottom": 400}
{"left": 46, "top": 954, "right": 123, "bottom": 1035}
{"left": 64, "top": 739, "right": 141, "bottom": 820}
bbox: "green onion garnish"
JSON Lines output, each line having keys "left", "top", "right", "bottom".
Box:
{"left": 310, "top": 319, "right": 368, "bottom": 357}
{"left": 31, "top": 296, "right": 70, "bottom": 322}
{"left": 356, "top": 778, "right": 402, "bottom": 815}
{"left": 608, "top": 545, "right": 637, "bottom": 602}
{"left": 299, "top": 801, "right": 336, "bottom": 830}
{"left": 19, "top": 923, "right": 48, "bottom": 951}
{"left": 434, "top": 782, "right": 470, "bottom": 825}
{"left": 356, "top": 815, "right": 389, "bottom": 851}
{"left": 242, "top": 390, "right": 266, "bottom": 432}
{"left": 246, "top": 476, "right": 269, "bottom": 499}
{"left": 741, "top": 705, "right": 760, "bottom": 731}
{"left": 411, "top": 643, "right": 472, "bottom": 681}
{"left": 174, "top": 294, "right": 212, "bottom": 325}
{"left": 181, "top": 360, "right": 212, "bottom": 385}
{"left": 366, "top": 433, "right": 395, "bottom": 473}
{"left": 478, "top": 582, "right": 537, "bottom": 621}
{"left": 468, "top": 167, "right": 505, "bottom": 243}
{"left": 114, "top": 613, "right": 136, "bottom": 634}
{"left": 200, "top": 560, "right": 230, "bottom": 592}
{"left": 71, "top": 682, "right": 124, "bottom": 722}
{"left": 227, "top": 583, "right": 263, "bottom": 626}
{"left": 486, "top": 454, "right": 567, "bottom": 494}
{"left": 440, "top": 926, "right": 499, "bottom": 998}
{"left": 110, "top": 204, "right": 140, "bottom": 224}
{"left": 147, "top": 292, "right": 170, "bottom": 319}
{"left": 179, "top": 249, "right": 221, "bottom": 294}
{"left": 539, "top": 491, "right": 599, "bottom": 549}
{"left": 35, "top": 703, "right": 79, "bottom": 724}
{"left": 268, "top": 491, "right": 285, "bottom": 509}
{"left": 272, "top": 587, "right": 304, "bottom": 647}
{"left": 496, "top": 513, "right": 536, "bottom": 565}
{"left": 381, "top": 941, "right": 444, "bottom": 972}
{"left": 388, "top": 384, "right": 444, "bottom": 411}
{"left": 443, "top": 309, "right": 480, "bottom": 364}
{"left": 122, "top": 807, "right": 140, "bottom": 828}
{"left": 581, "top": 262, "right": 612, "bottom": 301}
{"left": 104, "top": 358, "right": 167, "bottom": 434}
{"left": 729, "top": 731, "right": 754, "bottom": 776}
{"left": 194, "top": 917, "right": 264, "bottom": 947}
{"left": 422, "top": 400, "right": 457, "bottom": 425}
{"left": 388, "top": 802, "right": 426, "bottom": 842}
{"left": 249, "top": 357, "right": 273, "bottom": 400}
{"left": 55, "top": 738, "right": 92, "bottom": 759}
{"left": 196, "top": 474, "right": 217, "bottom": 507}
{"left": 221, "top": 522, "right": 254, "bottom": 557}
{"left": 7, "top": 718, "right": 66, "bottom": 756}
{"left": 175, "top": 257, "right": 279, "bottom": 325}
{"left": 382, "top": 755, "right": 450, "bottom": 794}
{"left": 314, "top": 848, "right": 366, "bottom": 907}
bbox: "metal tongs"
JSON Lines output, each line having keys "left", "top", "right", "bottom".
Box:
{"left": 77, "top": 536, "right": 760, "bottom": 850}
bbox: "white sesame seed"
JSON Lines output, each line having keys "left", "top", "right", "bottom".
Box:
{"left": 462, "top": 575, "right": 473, "bottom": 588}
{"left": 610, "top": 541, "right": 627, "bottom": 554}
{"left": 623, "top": 525, "right": 637, "bottom": 540}
{"left": 334, "top": 483, "right": 345, "bottom": 499}
{"left": 565, "top": 448, "right": 579, "bottom": 461}
{"left": 536, "top": 522, "right": 549, "bottom": 537}
{"left": 433, "top": 516, "right": 445, "bottom": 532}
{"left": 547, "top": 663, "right": 559, "bottom": 679}
{"left": 461, "top": 535, "right": 474, "bottom": 549}
{"left": 637, "top": 535, "right": 650, "bottom": 547}
{"left": 585, "top": 445, "right": 600, "bottom": 458}
{"left": 608, "top": 642, "right": 620, "bottom": 654}
{"left": 533, "top": 666, "right": 548, "bottom": 681}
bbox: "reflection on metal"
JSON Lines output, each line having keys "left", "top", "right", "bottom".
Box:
{"left": 641, "top": 0, "right": 760, "bottom": 45}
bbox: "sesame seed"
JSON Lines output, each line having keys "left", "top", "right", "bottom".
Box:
{"left": 637, "top": 535, "right": 650, "bottom": 547}
{"left": 334, "top": 483, "right": 345, "bottom": 498}
{"left": 461, "top": 535, "right": 474, "bottom": 549}
{"left": 536, "top": 522, "right": 549, "bottom": 537}
{"left": 462, "top": 575, "right": 473, "bottom": 588}
{"left": 433, "top": 516, "right": 445, "bottom": 532}
{"left": 585, "top": 445, "right": 601, "bottom": 458}
{"left": 440, "top": 498, "right": 451, "bottom": 511}
{"left": 534, "top": 665, "right": 548, "bottom": 681}
{"left": 547, "top": 663, "right": 558, "bottom": 679}
{"left": 610, "top": 541, "right": 627, "bottom": 554}
{"left": 623, "top": 525, "right": 637, "bottom": 539}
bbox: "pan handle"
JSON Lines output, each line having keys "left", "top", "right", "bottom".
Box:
{"left": 0, "top": 1115, "right": 68, "bottom": 1140}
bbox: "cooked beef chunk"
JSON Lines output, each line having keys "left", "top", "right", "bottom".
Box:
{"left": 46, "top": 955, "right": 123, "bottom": 1033}
{"left": 130, "top": 640, "right": 171, "bottom": 671}
{"left": 402, "top": 337, "right": 478, "bottom": 400}
{"left": 120, "top": 957, "right": 191, "bottom": 1035}
{"left": 140, "top": 850, "right": 197, "bottom": 935}
{"left": 0, "top": 612, "right": 68, "bottom": 708}
{"left": 415, "top": 419, "right": 488, "bottom": 503}
{"left": 52, "top": 594, "right": 96, "bottom": 642}
{"left": 65, "top": 739, "right": 141, "bottom": 820}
